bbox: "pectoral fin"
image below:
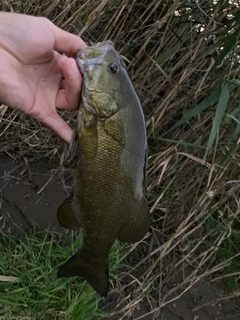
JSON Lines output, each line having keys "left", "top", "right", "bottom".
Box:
{"left": 58, "top": 252, "right": 109, "bottom": 297}
{"left": 118, "top": 197, "right": 151, "bottom": 243}
{"left": 57, "top": 196, "right": 81, "bottom": 231}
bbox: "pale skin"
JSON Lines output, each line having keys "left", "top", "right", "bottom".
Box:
{"left": 0, "top": 12, "right": 87, "bottom": 144}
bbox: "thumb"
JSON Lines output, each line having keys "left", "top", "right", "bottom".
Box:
{"left": 50, "top": 22, "right": 87, "bottom": 57}
{"left": 39, "top": 111, "right": 73, "bottom": 145}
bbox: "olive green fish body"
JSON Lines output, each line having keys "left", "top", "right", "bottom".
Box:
{"left": 57, "top": 41, "right": 150, "bottom": 297}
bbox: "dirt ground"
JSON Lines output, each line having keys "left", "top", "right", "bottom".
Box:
{"left": 0, "top": 153, "right": 240, "bottom": 320}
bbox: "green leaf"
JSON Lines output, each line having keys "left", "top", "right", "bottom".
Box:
{"left": 204, "top": 85, "right": 230, "bottom": 159}
{"left": 162, "top": 80, "right": 240, "bottom": 138}
{"left": 208, "top": 29, "right": 240, "bottom": 77}
{"left": 226, "top": 114, "right": 240, "bottom": 126}
{"left": 161, "top": 87, "right": 222, "bottom": 137}
{"left": 159, "top": 137, "right": 205, "bottom": 149}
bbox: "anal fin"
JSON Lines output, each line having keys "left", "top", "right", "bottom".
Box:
{"left": 118, "top": 197, "right": 151, "bottom": 243}
{"left": 57, "top": 196, "right": 81, "bottom": 231}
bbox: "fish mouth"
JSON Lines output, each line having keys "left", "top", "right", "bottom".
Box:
{"left": 76, "top": 41, "right": 114, "bottom": 75}
{"left": 75, "top": 51, "right": 88, "bottom": 75}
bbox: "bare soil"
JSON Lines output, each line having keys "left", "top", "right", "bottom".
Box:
{"left": 0, "top": 154, "right": 64, "bottom": 234}
{"left": 0, "top": 153, "right": 239, "bottom": 320}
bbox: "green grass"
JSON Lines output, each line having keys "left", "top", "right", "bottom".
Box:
{"left": 0, "top": 231, "right": 127, "bottom": 320}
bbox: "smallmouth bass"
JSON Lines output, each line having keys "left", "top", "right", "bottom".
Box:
{"left": 57, "top": 41, "right": 150, "bottom": 297}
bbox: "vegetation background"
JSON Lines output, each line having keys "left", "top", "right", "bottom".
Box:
{"left": 0, "top": 0, "right": 240, "bottom": 319}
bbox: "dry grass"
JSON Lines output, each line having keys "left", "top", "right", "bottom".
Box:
{"left": 1, "top": 0, "right": 240, "bottom": 318}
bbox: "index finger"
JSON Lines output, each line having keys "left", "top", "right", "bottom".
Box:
{"left": 50, "top": 22, "right": 88, "bottom": 56}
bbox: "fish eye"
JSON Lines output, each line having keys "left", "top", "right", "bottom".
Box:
{"left": 109, "top": 63, "right": 119, "bottom": 74}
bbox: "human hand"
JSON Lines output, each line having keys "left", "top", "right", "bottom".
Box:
{"left": 0, "top": 12, "right": 87, "bottom": 144}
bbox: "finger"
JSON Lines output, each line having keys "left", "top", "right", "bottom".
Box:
{"left": 56, "top": 89, "right": 76, "bottom": 110}
{"left": 61, "top": 79, "right": 65, "bottom": 89}
{"left": 50, "top": 22, "right": 88, "bottom": 56}
{"left": 57, "top": 56, "right": 66, "bottom": 89}
{"left": 56, "top": 57, "right": 82, "bottom": 110}
{"left": 40, "top": 111, "right": 73, "bottom": 145}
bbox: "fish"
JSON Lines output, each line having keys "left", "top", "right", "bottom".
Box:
{"left": 57, "top": 40, "right": 150, "bottom": 297}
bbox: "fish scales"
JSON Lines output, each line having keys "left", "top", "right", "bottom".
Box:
{"left": 57, "top": 40, "right": 150, "bottom": 297}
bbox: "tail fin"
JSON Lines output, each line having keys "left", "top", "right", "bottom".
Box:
{"left": 58, "top": 252, "right": 109, "bottom": 297}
